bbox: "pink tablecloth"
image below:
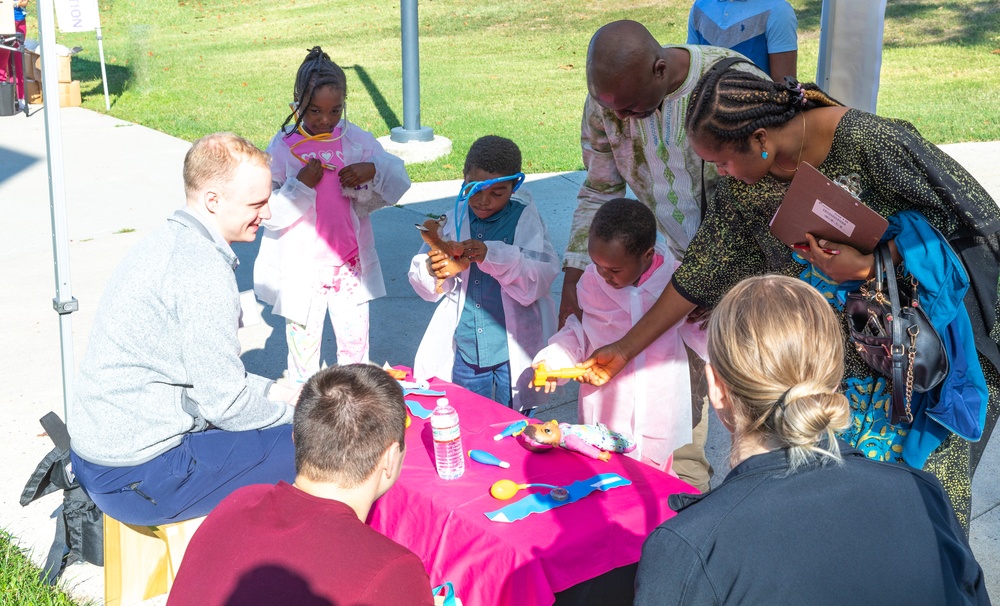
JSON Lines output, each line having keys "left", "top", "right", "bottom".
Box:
{"left": 368, "top": 374, "right": 697, "bottom": 606}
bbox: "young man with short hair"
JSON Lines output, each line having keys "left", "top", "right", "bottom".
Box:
{"left": 69, "top": 132, "right": 300, "bottom": 526}
{"left": 167, "top": 364, "right": 433, "bottom": 606}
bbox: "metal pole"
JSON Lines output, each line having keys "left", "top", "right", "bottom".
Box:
{"left": 37, "top": 0, "right": 78, "bottom": 422}
{"left": 815, "top": 0, "right": 834, "bottom": 92}
{"left": 94, "top": 0, "right": 110, "bottom": 110}
{"left": 390, "top": 0, "right": 433, "bottom": 143}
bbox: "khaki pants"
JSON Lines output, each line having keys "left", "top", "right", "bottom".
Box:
{"left": 671, "top": 345, "right": 713, "bottom": 493}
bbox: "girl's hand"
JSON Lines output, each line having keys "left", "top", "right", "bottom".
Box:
{"left": 799, "top": 233, "right": 874, "bottom": 283}
{"left": 297, "top": 158, "right": 323, "bottom": 189}
{"left": 578, "top": 342, "right": 630, "bottom": 387}
{"left": 339, "top": 162, "right": 376, "bottom": 189}
{"left": 460, "top": 239, "right": 488, "bottom": 263}
{"left": 530, "top": 362, "right": 560, "bottom": 394}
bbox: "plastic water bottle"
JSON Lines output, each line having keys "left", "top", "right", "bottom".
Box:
{"left": 431, "top": 398, "right": 465, "bottom": 480}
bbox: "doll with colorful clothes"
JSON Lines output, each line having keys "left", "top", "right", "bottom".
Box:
{"left": 533, "top": 199, "right": 707, "bottom": 474}
{"left": 520, "top": 420, "right": 636, "bottom": 462}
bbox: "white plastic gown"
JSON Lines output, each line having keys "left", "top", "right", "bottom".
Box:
{"left": 253, "top": 121, "right": 411, "bottom": 326}
{"left": 408, "top": 191, "right": 559, "bottom": 412}
{"left": 533, "top": 242, "right": 708, "bottom": 467}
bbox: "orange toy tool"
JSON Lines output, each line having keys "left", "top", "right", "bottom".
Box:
{"left": 382, "top": 363, "right": 408, "bottom": 380}
{"left": 532, "top": 362, "right": 587, "bottom": 387}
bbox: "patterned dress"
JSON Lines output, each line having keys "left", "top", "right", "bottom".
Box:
{"left": 673, "top": 109, "right": 1000, "bottom": 529}
{"left": 567, "top": 45, "right": 766, "bottom": 269}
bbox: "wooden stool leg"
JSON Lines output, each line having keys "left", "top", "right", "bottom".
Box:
{"left": 151, "top": 516, "right": 206, "bottom": 586}
{"left": 103, "top": 514, "right": 170, "bottom": 606}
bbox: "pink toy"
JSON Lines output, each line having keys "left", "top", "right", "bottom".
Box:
{"left": 517, "top": 420, "right": 636, "bottom": 462}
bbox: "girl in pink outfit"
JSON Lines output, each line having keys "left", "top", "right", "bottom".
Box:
{"left": 254, "top": 47, "right": 411, "bottom": 384}
{"left": 533, "top": 199, "right": 707, "bottom": 473}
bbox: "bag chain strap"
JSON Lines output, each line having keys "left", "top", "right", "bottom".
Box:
{"left": 858, "top": 245, "right": 920, "bottom": 425}
{"left": 903, "top": 271, "right": 920, "bottom": 423}
{"left": 904, "top": 324, "right": 918, "bottom": 424}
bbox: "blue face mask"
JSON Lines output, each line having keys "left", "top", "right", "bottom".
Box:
{"left": 453, "top": 172, "right": 525, "bottom": 237}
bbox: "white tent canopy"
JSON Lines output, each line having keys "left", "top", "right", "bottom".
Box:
{"left": 816, "top": 0, "right": 888, "bottom": 113}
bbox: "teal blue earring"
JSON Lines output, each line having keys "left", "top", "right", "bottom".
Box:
{"left": 762, "top": 150, "right": 769, "bottom": 159}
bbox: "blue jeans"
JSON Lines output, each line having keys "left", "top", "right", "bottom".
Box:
{"left": 452, "top": 349, "right": 512, "bottom": 408}
{"left": 71, "top": 425, "right": 295, "bottom": 526}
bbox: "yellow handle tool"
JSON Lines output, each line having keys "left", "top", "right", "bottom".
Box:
{"left": 532, "top": 362, "right": 587, "bottom": 387}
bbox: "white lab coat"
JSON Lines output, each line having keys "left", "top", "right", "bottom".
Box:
{"left": 254, "top": 121, "right": 411, "bottom": 326}
{"left": 408, "top": 191, "right": 559, "bottom": 411}
{"left": 533, "top": 243, "right": 708, "bottom": 466}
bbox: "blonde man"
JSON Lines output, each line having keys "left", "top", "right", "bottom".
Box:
{"left": 69, "top": 133, "right": 299, "bottom": 526}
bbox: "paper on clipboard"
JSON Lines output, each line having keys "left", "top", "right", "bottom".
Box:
{"left": 769, "top": 162, "right": 888, "bottom": 254}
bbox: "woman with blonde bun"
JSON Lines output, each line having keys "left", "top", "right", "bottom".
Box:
{"left": 634, "top": 276, "right": 987, "bottom": 605}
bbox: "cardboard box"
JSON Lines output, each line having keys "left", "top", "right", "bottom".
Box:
{"left": 22, "top": 50, "right": 41, "bottom": 82}
{"left": 25, "top": 78, "right": 42, "bottom": 105}
{"left": 24, "top": 51, "right": 71, "bottom": 83}
{"left": 57, "top": 55, "right": 71, "bottom": 83}
{"left": 58, "top": 80, "right": 81, "bottom": 107}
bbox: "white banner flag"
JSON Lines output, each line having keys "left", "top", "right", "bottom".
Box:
{"left": 54, "top": 0, "right": 100, "bottom": 33}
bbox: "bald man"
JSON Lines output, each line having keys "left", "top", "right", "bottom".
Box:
{"left": 561, "top": 21, "right": 766, "bottom": 492}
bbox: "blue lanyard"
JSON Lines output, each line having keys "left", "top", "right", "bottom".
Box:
{"left": 453, "top": 172, "right": 525, "bottom": 238}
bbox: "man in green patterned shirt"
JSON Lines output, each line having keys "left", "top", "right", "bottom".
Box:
{"left": 561, "top": 20, "right": 766, "bottom": 491}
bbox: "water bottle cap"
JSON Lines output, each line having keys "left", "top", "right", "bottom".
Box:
{"left": 436, "top": 397, "right": 449, "bottom": 407}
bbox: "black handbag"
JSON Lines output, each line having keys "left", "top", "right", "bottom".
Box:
{"left": 844, "top": 244, "right": 949, "bottom": 424}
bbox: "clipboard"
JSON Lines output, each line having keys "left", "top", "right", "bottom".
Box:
{"left": 769, "top": 162, "right": 888, "bottom": 254}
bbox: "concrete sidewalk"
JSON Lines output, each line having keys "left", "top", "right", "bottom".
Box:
{"left": 2, "top": 107, "right": 999, "bottom": 603}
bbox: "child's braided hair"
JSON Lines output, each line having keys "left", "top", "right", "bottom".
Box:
{"left": 685, "top": 68, "right": 842, "bottom": 153}
{"left": 281, "top": 46, "right": 348, "bottom": 136}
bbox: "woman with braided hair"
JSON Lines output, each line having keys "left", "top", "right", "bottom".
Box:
{"left": 255, "top": 46, "right": 411, "bottom": 383}
{"left": 579, "top": 66, "right": 1000, "bottom": 530}
{"left": 634, "top": 276, "right": 986, "bottom": 604}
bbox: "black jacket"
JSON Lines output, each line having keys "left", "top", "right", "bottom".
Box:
{"left": 635, "top": 445, "right": 989, "bottom": 605}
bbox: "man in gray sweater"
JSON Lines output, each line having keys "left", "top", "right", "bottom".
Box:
{"left": 69, "top": 132, "right": 300, "bottom": 526}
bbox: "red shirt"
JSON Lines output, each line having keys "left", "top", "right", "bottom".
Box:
{"left": 167, "top": 481, "right": 434, "bottom": 606}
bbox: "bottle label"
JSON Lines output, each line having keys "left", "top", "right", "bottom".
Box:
{"left": 432, "top": 424, "right": 460, "bottom": 442}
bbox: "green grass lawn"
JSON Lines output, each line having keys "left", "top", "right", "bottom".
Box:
{"left": 38, "top": 0, "right": 1000, "bottom": 182}
{"left": 0, "top": 531, "right": 87, "bottom": 605}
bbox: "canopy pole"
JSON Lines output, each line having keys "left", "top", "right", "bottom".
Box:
{"left": 38, "top": 0, "right": 78, "bottom": 422}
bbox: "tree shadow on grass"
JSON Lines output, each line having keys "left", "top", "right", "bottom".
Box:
{"left": 65, "top": 56, "right": 131, "bottom": 108}
{"left": 794, "top": 0, "right": 999, "bottom": 48}
{"left": 881, "top": 0, "right": 1000, "bottom": 48}
{"left": 345, "top": 64, "right": 401, "bottom": 132}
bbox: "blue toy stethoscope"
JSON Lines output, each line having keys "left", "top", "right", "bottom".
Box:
{"left": 452, "top": 172, "right": 525, "bottom": 238}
